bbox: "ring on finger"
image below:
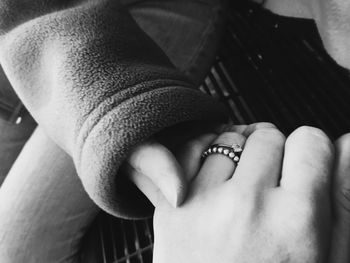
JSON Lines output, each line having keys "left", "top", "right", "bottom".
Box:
{"left": 201, "top": 143, "right": 243, "bottom": 163}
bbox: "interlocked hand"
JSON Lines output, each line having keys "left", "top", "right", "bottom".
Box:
{"left": 153, "top": 125, "right": 334, "bottom": 263}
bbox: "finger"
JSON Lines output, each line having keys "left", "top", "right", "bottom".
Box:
{"left": 230, "top": 122, "right": 277, "bottom": 136}
{"left": 126, "top": 142, "right": 187, "bottom": 207}
{"left": 329, "top": 134, "right": 350, "bottom": 263}
{"left": 193, "top": 123, "right": 278, "bottom": 192}
{"left": 174, "top": 123, "right": 276, "bottom": 182}
{"left": 280, "top": 126, "right": 334, "bottom": 199}
{"left": 233, "top": 127, "right": 285, "bottom": 189}
{"left": 175, "top": 133, "right": 217, "bottom": 182}
{"left": 155, "top": 121, "right": 228, "bottom": 152}
{"left": 193, "top": 131, "right": 246, "bottom": 192}
{"left": 226, "top": 124, "right": 248, "bottom": 134}
{"left": 122, "top": 162, "right": 165, "bottom": 208}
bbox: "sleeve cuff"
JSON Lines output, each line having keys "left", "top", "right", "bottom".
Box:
{"left": 74, "top": 85, "right": 228, "bottom": 218}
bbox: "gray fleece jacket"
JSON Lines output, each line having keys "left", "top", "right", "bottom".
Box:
{"left": 0, "top": 0, "right": 227, "bottom": 218}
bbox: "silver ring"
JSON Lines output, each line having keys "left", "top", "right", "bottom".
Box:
{"left": 201, "top": 144, "right": 243, "bottom": 163}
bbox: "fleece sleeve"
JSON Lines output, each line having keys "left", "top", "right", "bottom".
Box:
{"left": 0, "top": 0, "right": 227, "bottom": 218}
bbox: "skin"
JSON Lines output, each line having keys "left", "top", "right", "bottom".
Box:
{"left": 152, "top": 125, "right": 334, "bottom": 262}
{"left": 128, "top": 123, "right": 350, "bottom": 262}
{"left": 125, "top": 121, "right": 227, "bottom": 207}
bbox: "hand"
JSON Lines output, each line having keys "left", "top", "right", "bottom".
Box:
{"left": 123, "top": 121, "right": 227, "bottom": 207}
{"left": 329, "top": 133, "right": 350, "bottom": 263}
{"left": 123, "top": 121, "right": 273, "bottom": 207}
{"left": 152, "top": 126, "right": 334, "bottom": 263}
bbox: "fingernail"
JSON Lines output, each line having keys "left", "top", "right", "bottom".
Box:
{"left": 162, "top": 174, "right": 186, "bottom": 208}
{"left": 174, "top": 184, "right": 187, "bottom": 207}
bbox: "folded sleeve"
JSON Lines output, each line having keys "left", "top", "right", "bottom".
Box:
{"left": 0, "top": 0, "right": 227, "bottom": 218}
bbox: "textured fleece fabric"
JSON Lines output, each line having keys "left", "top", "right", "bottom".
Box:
{"left": 0, "top": 0, "right": 227, "bottom": 218}
{"left": 259, "top": 0, "right": 350, "bottom": 70}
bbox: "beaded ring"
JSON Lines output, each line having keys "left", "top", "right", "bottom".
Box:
{"left": 201, "top": 144, "right": 243, "bottom": 164}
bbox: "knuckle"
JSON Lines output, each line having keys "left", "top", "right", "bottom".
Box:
{"left": 288, "top": 126, "right": 333, "bottom": 151}
{"left": 292, "top": 199, "right": 319, "bottom": 227}
{"left": 242, "top": 122, "right": 276, "bottom": 136}
{"left": 250, "top": 127, "right": 286, "bottom": 145}
{"left": 185, "top": 138, "right": 205, "bottom": 154}
{"left": 231, "top": 184, "right": 261, "bottom": 205}
{"left": 291, "top": 126, "right": 329, "bottom": 141}
{"left": 217, "top": 131, "right": 245, "bottom": 142}
{"left": 224, "top": 124, "right": 242, "bottom": 132}
{"left": 219, "top": 131, "right": 237, "bottom": 139}
{"left": 335, "top": 133, "right": 350, "bottom": 149}
{"left": 231, "top": 189, "right": 259, "bottom": 215}
{"left": 299, "top": 201, "right": 317, "bottom": 218}
{"left": 252, "top": 122, "right": 276, "bottom": 130}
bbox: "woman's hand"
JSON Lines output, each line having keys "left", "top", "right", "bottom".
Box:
{"left": 123, "top": 122, "right": 273, "bottom": 207}
{"left": 123, "top": 121, "right": 225, "bottom": 207}
{"left": 152, "top": 126, "right": 334, "bottom": 263}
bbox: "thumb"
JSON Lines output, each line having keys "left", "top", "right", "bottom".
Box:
{"left": 329, "top": 134, "right": 350, "bottom": 263}
{"left": 125, "top": 141, "right": 187, "bottom": 208}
